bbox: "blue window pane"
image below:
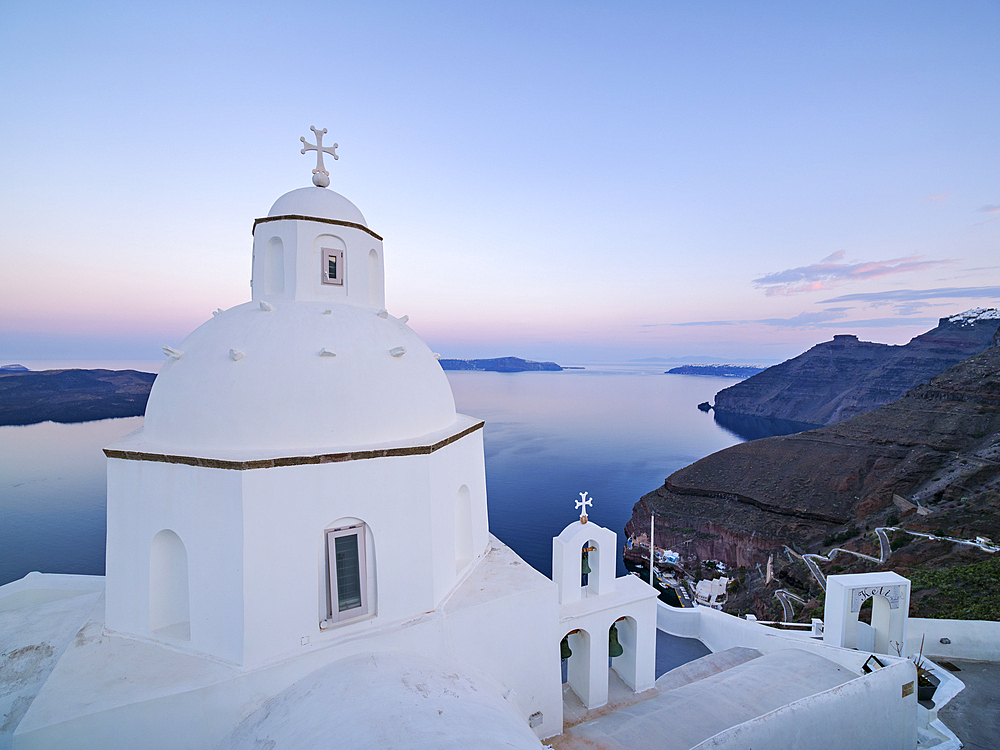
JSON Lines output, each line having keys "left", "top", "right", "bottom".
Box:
{"left": 335, "top": 535, "right": 362, "bottom": 612}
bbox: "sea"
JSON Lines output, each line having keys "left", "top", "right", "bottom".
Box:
{"left": 0, "top": 361, "right": 801, "bottom": 587}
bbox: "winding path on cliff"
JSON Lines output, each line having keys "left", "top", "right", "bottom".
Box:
{"left": 777, "top": 527, "right": 1000, "bottom": 620}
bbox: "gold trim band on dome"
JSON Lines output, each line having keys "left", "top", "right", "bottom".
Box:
{"left": 253, "top": 215, "right": 383, "bottom": 241}
{"left": 104, "top": 420, "right": 483, "bottom": 471}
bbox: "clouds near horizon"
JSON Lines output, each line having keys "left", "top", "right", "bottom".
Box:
{"left": 820, "top": 286, "right": 1000, "bottom": 304}
{"left": 660, "top": 312, "right": 937, "bottom": 330}
{"left": 753, "top": 253, "right": 952, "bottom": 297}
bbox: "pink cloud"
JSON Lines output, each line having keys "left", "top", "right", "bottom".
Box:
{"left": 920, "top": 192, "right": 949, "bottom": 203}
{"left": 753, "top": 254, "right": 952, "bottom": 297}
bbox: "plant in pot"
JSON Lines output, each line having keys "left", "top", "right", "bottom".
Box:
{"left": 912, "top": 635, "right": 940, "bottom": 701}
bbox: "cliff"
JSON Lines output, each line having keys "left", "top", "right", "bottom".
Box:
{"left": 628, "top": 345, "right": 1000, "bottom": 618}
{"left": 713, "top": 308, "right": 1000, "bottom": 425}
{"left": 0, "top": 369, "right": 156, "bottom": 425}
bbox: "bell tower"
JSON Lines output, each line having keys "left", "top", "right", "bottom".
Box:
{"left": 551, "top": 493, "right": 658, "bottom": 710}
{"left": 250, "top": 127, "right": 385, "bottom": 309}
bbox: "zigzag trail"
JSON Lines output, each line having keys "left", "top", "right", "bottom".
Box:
{"left": 775, "top": 527, "right": 1000, "bottom": 621}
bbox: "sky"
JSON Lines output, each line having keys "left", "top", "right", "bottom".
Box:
{"left": 1, "top": 1, "right": 998, "bottom": 365}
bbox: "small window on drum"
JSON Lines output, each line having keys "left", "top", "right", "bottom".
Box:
{"left": 322, "top": 247, "right": 344, "bottom": 285}
{"left": 323, "top": 523, "right": 368, "bottom": 625}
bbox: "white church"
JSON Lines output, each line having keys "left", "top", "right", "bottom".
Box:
{"left": 1, "top": 130, "right": 988, "bottom": 749}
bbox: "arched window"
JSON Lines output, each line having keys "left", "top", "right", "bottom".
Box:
{"left": 322, "top": 521, "right": 375, "bottom": 627}
{"left": 149, "top": 529, "right": 190, "bottom": 640}
{"left": 315, "top": 234, "right": 346, "bottom": 288}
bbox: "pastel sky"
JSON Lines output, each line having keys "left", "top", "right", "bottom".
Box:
{"left": 2, "top": 1, "right": 998, "bottom": 365}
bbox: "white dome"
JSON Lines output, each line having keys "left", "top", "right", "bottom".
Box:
{"left": 268, "top": 186, "right": 368, "bottom": 226}
{"left": 142, "top": 301, "right": 456, "bottom": 454}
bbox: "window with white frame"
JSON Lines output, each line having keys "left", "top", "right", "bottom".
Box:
{"left": 322, "top": 247, "right": 344, "bottom": 285}
{"left": 324, "top": 523, "right": 368, "bottom": 624}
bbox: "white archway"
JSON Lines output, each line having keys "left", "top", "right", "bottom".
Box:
{"left": 824, "top": 572, "right": 910, "bottom": 656}
{"left": 149, "top": 529, "right": 190, "bottom": 640}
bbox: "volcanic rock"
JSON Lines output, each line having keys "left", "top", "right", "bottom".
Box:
{"left": 713, "top": 308, "right": 1000, "bottom": 425}
{"left": 629, "top": 345, "right": 1000, "bottom": 581}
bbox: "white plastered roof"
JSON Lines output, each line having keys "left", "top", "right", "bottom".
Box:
{"left": 216, "top": 651, "right": 543, "bottom": 750}
{"left": 140, "top": 301, "right": 457, "bottom": 453}
{"left": 268, "top": 186, "right": 368, "bottom": 226}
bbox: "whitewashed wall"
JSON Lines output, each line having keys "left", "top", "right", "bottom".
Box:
{"left": 693, "top": 659, "right": 917, "bottom": 750}
{"left": 105, "top": 428, "right": 488, "bottom": 668}
{"left": 105, "top": 458, "right": 246, "bottom": 664}
{"left": 908, "top": 617, "right": 1000, "bottom": 661}
{"left": 658, "top": 602, "right": 894, "bottom": 674}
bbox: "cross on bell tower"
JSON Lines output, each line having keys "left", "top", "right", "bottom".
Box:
{"left": 576, "top": 491, "right": 592, "bottom": 524}
{"left": 300, "top": 126, "right": 339, "bottom": 188}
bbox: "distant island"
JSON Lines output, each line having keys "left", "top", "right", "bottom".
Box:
{"left": 666, "top": 364, "right": 766, "bottom": 378}
{"left": 0, "top": 368, "right": 156, "bottom": 426}
{"left": 438, "top": 356, "right": 562, "bottom": 372}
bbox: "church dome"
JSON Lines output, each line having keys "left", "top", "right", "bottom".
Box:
{"left": 141, "top": 301, "right": 457, "bottom": 454}
{"left": 267, "top": 186, "right": 368, "bottom": 226}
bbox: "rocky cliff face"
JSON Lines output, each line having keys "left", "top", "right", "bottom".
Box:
{"left": 713, "top": 308, "right": 1000, "bottom": 425}
{"left": 628, "top": 344, "right": 1000, "bottom": 616}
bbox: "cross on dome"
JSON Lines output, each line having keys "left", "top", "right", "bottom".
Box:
{"left": 300, "top": 126, "right": 339, "bottom": 188}
{"left": 576, "top": 491, "right": 592, "bottom": 524}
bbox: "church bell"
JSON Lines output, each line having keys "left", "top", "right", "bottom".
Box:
{"left": 581, "top": 550, "right": 592, "bottom": 576}
{"left": 608, "top": 624, "right": 623, "bottom": 658}
{"left": 560, "top": 637, "right": 572, "bottom": 660}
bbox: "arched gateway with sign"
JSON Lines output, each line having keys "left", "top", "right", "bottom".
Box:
{"left": 823, "top": 572, "right": 910, "bottom": 655}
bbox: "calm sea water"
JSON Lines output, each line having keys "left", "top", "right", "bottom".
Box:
{"left": 0, "top": 364, "right": 753, "bottom": 586}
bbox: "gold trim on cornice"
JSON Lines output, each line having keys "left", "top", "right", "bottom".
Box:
{"left": 104, "top": 421, "right": 483, "bottom": 471}
{"left": 253, "top": 215, "right": 383, "bottom": 241}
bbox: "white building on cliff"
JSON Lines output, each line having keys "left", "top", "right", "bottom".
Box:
{"left": 1, "top": 130, "right": 990, "bottom": 750}
{"left": 1, "top": 130, "right": 657, "bottom": 749}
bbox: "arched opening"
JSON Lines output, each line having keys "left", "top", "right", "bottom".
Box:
{"left": 562, "top": 628, "right": 592, "bottom": 702}
{"left": 149, "top": 529, "right": 190, "bottom": 640}
{"left": 853, "top": 594, "right": 892, "bottom": 653}
{"left": 858, "top": 597, "right": 873, "bottom": 625}
{"left": 582, "top": 539, "right": 600, "bottom": 596}
{"left": 455, "top": 485, "right": 473, "bottom": 573}
{"left": 610, "top": 616, "right": 640, "bottom": 690}
{"left": 264, "top": 236, "right": 284, "bottom": 294}
{"left": 368, "top": 248, "right": 382, "bottom": 306}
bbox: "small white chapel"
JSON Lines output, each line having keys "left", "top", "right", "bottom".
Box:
{"left": 1, "top": 128, "right": 658, "bottom": 749}
{"left": 4, "top": 128, "right": 984, "bottom": 750}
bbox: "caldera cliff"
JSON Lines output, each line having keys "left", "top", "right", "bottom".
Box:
{"left": 629, "top": 344, "right": 1000, "bottom": 619}
{"left": 713, "top": 308, "right": 1000, "bottom": 425}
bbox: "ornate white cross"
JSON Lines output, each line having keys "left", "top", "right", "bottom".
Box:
{"left": 300, "top": 126, "right": 338, "bottom": 188}
{"left": 576, "top": 491, "right": 593, "bottom": 523}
